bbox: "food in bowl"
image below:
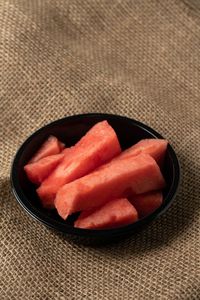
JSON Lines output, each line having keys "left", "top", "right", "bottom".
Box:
{"left": 24, "top": 120, "right": 168, "bottom": 230}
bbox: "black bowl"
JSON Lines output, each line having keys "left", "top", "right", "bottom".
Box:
{"left": 10, "top": 113, "right": 180, "bottom": 243}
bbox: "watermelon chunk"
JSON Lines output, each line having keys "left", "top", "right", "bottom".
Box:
{"left": 29, "top": 135, "right": 65, "bottom": 163}
{"left": 129, "top": 191, "right": 163, "bottom": 218}
{"left": 74, "top": 198, "right": 138, "bottom": 229}
{"left": 37, "top": 121, "right": 121, "bottom": 208}
{"left": 119, "top": 139, "right": 168, "bottom": 166}
{"left": 24, "top": 153, "right": 64, "bottom": 185}
{"left": 55, "top": 153, "right": 165, "bottom": 220}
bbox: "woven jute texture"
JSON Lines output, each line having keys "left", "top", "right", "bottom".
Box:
{"left": 0, "top": 0, "right": 200, "bottom": 299}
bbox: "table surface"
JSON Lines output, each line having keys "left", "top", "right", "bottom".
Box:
{"left": 0, "top": 1, "right": 199, "bottom": 299}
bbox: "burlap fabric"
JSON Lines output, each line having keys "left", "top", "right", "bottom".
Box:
{"left": 0, "top": 0, "right": 200, "bottom": 299}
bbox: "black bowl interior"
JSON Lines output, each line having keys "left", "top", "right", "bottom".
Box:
{"left": 11, "top": 113, "right": 180, "bottom": 239}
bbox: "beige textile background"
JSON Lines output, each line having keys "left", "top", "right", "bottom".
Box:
{"left": 0, "top": 0, "right": 200, "bottom": 299}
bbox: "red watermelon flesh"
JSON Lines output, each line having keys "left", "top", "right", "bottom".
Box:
{"left": 61, "top": 148, "right": 72, "bottom": 155}
{"left": 119, "top": 139, "right": 168, "bottom": 166}
{"left": 37, "top": 121, "right": 121, "bottom": 208}
{"left": 24, "top": 153, "right": 64, "bottom": 185}
{"left": 29, "top": 135, "right": 65, "bottom": 163}
{"left": 74, "top": 198, "right": 138, "bottom": 229}
{"left": 55, "top": 153, "right": 165, "bottom": 220}
{"left": 129, "top": 191, "right": 163, "bottom": 218}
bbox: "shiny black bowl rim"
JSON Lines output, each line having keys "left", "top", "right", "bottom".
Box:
{"left": 10, "top": 113, "right": 180, "bottom": 238}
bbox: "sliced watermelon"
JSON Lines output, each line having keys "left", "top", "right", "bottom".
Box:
{"left": 37, "top": 121, "right": 121, "bottom": 208}
{"left": 61, "top": 148, "right": 72, "bottom": 155}
{"left": 29, "top": 135, "right": 65, "bottom": 163}
{"left": 24, "top": 153, "right": 64, "bottom": 185}
{"left": 129, "top": 191, "right": 163, "bottom": 218}
{"left": 119, "top": 139, "right": 168, "bottom": 166}
{"left": 55, "top": 153, "right": 165, "bottom": 220}
{"left": 74, "top": 198, "right": 138, "bottom": 229}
